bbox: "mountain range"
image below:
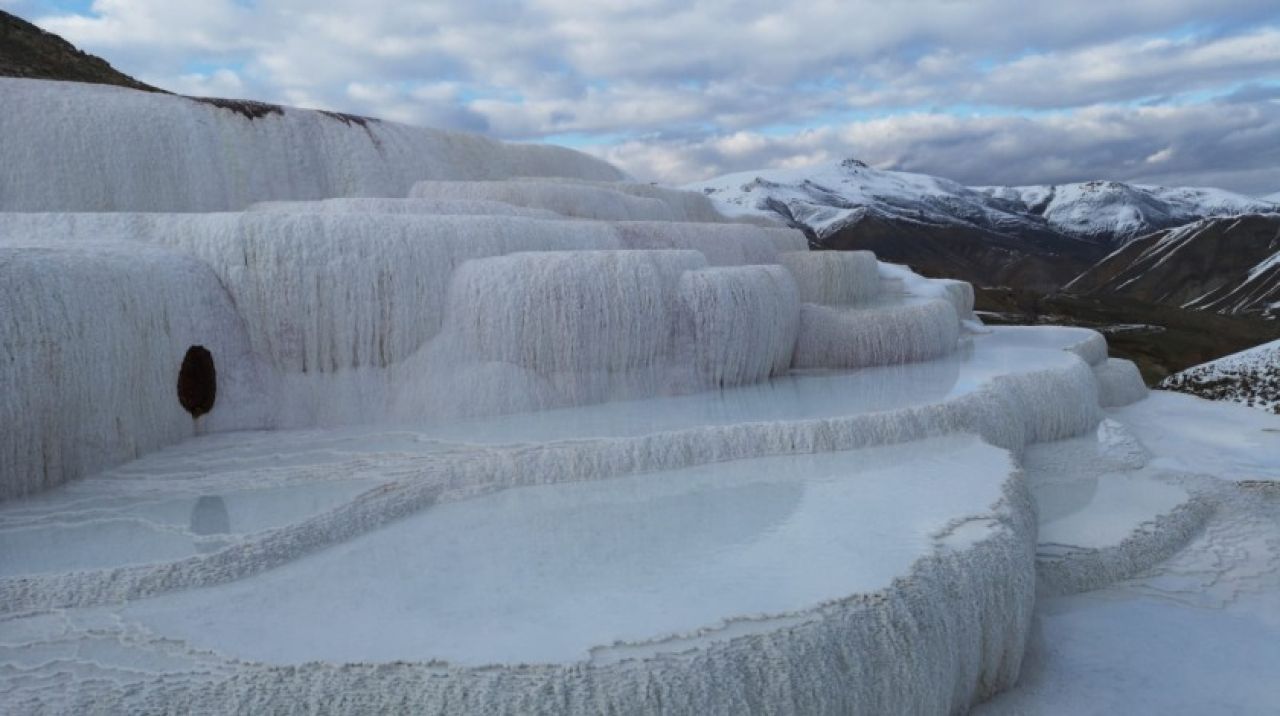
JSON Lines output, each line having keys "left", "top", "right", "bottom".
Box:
{"left": 688, "top": 158, "right": 1277, "bottom": 298}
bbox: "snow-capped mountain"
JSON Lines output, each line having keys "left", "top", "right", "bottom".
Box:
{"left": 690, "top": 159, "right": 1275, "bottom": 249}
{"left": 689, "top": 158, "right": 1059, "bottom": 241}
{"left": 1159, "top": 338, "right": 1280, "bottom": 413}
{"left": 1067, "top": 213, "right": 1280, "bottom": 316}
{"left": 687, "top": 159, "right": 1277, "bottom": 292}
{"left": 977, "top": 181, "right": 1276, "bottom": 245}
{"left": 687, "top": 159, "right": 1105, "bottom": 290}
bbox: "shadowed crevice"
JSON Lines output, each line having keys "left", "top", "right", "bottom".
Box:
{"left": 177, "top": 346, "right": 217, "bottom": 419}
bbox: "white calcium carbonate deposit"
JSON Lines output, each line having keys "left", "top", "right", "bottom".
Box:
{"left": 3, "top": 78, "right": 1274, "bottom": 716}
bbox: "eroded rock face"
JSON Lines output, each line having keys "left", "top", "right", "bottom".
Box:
{"left": 177, "top": 346, "right": 217, "bottom": 419}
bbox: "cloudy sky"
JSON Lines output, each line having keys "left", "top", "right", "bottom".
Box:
{"left": 7, "top": 0, "right": 1280, "bottom": 193}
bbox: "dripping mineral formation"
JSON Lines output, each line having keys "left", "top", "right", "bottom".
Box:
{"left": 1, "top": 78, "right": 1277, "bottom": 715}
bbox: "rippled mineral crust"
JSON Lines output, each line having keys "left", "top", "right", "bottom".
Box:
{"left": 2, "top": 76, "right": 1241, "bottom": 716}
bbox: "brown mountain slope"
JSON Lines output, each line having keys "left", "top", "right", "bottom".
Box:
{"left": 1, "top": 10, "right": 162, "bottom": 92}
{"left": 1066, "top": 213, "right": 1280, "bottom": 316}
{"left": 815, "top": 211, "right": 1106, "bottom": 292}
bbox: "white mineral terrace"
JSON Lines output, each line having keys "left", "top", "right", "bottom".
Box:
{"left": 1, "top": 79, "right": 1276, "bottom": 715}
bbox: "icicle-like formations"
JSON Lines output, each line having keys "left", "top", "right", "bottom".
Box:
{"left": 439, "top": 250, "right": 706, "bottom": 405}
{"left": 780, "top": 250, "right": 881, "bottom": 304}
{"left": 247, "top": 197, "right": 566, "bottom": 218}
{"left": 0, "top": 243, "right": 264, "bottom": 498}
{"left": 410, "top": 179, "right": 682, "bottom": 221}
{"left": 614, "top": 221, "right": 807, "bottom": 265}
{"left": 679, "top": 266, "right": 801, "bottom": 387}
{"left": 0, "top": 79, "right": 622, "bottom": 212}
{"left": 793, "top": 298, "right": 962, "bottom": 369}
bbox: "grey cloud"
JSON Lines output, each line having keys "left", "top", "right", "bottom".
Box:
{"left": 593, "top": 100, "right": 1280, "bottom": 194}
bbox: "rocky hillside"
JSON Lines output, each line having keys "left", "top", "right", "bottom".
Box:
{"left": 1159, "top": 338, "right": 1280, "bottom": 414}
{"left": 1067, "top": 214, "right": 1280, "bottom": 317}
{"left": 0, "top": 10, "right": 161, "bottom": 92}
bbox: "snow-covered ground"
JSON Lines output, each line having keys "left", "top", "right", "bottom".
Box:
{"left": 1159, "top": 338, "right": 1280, "bottom": 414}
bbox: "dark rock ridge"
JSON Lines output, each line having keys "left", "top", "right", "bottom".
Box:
{"left": 1067, "top": 214, "right": 1280, "bottom": 317}
{"left": 0, "top": 10, "right": 161, "bottom": 92}
{"left": 816, "top": 207, "right": 1104, "bottom": 292}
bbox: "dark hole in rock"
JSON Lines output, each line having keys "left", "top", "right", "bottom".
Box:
{"left": 177, "top": 345, "right": 217, "bottom": 418}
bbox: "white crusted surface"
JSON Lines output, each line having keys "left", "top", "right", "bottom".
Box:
{"left": 614, "top": 221, "right": 807, "bottom": 265}
{"left": 779, "top": 250, "right": 881, "bottom": 305}
{"left": 678, "top": 266, "right": 799, "bottom": 387}
{"left": 1093, "top": 358, "right": 1149, "bottom": 407}
{"left": 527, "top": 177, "right": 737, "bottom": 223}
{"left": 1115, "top": 391, "right": 1280, "bottom": 482}
{"left": 792, "top": 297, "right": 960, "bottom": 369}
{"left": 1026, "top": 422, "right": 1212, "bottom": 595}
{"left": 247, "top": 197, "right": 565, "bottom": 218}
{"left": 979, "top": 483, "right": 1279, "bottom": 716}
{"left": 0, "top": 79, "right": 622, "bottom": 212}
{"left": 410, "top": 179, "right": 679, "bottom": 220}
{"left": 0, "top": 242, "right": 267, "bottom": 499}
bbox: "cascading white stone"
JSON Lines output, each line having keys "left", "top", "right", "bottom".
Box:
{"left": 792, "top": 298, "right": 961, "bottom": 369}
{"left": 678, "top": 266, "right": 800, "bottom": 388}
{"left": 1093, "top": 358, "right": 1150, "bottom": 407}
{"left": 614, "top": 221, "right": 807, "bottom": 265}
{"left": 0, "top": 212, "right": 626, "bottom": 373}
{"left": 0, "top": 79, "right": 622, "bottom": 213}
{"left": 526, "top": 177, "right": 737, "bottom": 223}
{"left": 247, "top": 197, "right": 564, "bottom": 219}
{"left": 779, "top": 250, "right": 881, "bottom": 305}
{"left": 0, "top": 243, "right": 265, "bottom": 499}
{"left": 410, "top": 180, "right": 679, "bottom": 221}
{"left": 436, "top": 250, "right": 708, "bottom": 406}
{"left": 879, "top": 261, "right": 977, "bottom": 322}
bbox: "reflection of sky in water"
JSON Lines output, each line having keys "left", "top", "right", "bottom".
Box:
{"left": 1034, "top": 473, "right": 1188, "bottom": 549}
{"left": 0, "top": 481, "right": 369, "bottom": 577}
{"left": 126, "top": 438, "right": 1008, "bottom": 666}
{"left": 413, "top": 331, "right": 1080, "bottom": 445}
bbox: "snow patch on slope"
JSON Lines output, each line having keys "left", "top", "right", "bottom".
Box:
{"left": 1158, "top": 338, "right": 1280, "bottom": 413}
